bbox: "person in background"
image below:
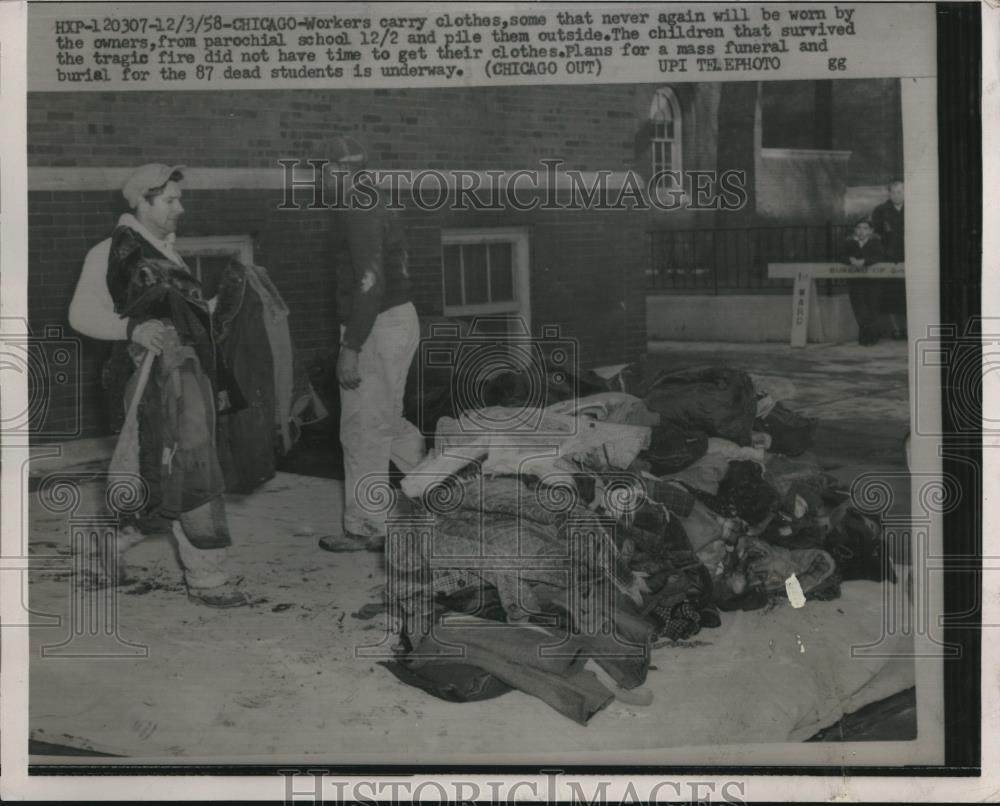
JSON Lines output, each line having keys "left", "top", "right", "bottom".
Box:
{"left": 871, "top": 179, "right": 907, "bottom": 339}
{"left": 69, "top": 164, "right": 248, "bottom": 608}
{"left": 841, "top": 217, "right": 886, "bottom": 347}
{"left": 319, "top": 136, "right": 426, "bottom": 552}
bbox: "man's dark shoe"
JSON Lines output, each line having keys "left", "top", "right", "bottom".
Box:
{"left": 318, "top": 532, "right": 369, "bottom": 552}
{"left": 859, "top": 327, "right": 879, "bottom": 347}
{"left": 187, "top": 583, "right": 249, "bottom": 608}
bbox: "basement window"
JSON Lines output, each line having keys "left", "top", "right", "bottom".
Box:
{"left": 441, "top": 228, "right": 531, "bottom": 329}
{"left": 176, "top": 235, "right": 254, "bottom": 298}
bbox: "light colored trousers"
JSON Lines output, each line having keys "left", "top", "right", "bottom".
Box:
{"left": 172, "top": 520, "right": 229, "bottom": 589}
{"left": 340, "top": 302, "right": 425, "bottom": 535}
{"left": 117, "top": 518, "right": 228, "bottom": 590}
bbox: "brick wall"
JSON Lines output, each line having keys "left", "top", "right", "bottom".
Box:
{"left": 28, "top": 86, "right": 657, "bottom": 171}
{"left": 28, "top": 85, "right": 659, "bottom": 437}
{"left": 761, "top": 78, "right": 903, "bottom": 187}
{"left": 831, "top": 79, "right": 904, "bottom": 187}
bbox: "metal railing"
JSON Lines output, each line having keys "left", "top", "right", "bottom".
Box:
{"left": 647, "top": 223, "right": 852, "bottom": 293}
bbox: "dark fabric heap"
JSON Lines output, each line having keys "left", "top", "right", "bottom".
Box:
{"left": 642, "top": 366, "right": 758, "bottom": 447}
{"left": 380, "top": 359, "right": 899, "bottom": 724}
{"left": 756, "top": 400, "right": 819, "bottom": 457}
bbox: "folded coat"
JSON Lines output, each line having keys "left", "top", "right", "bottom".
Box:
{"left": 213, "top": 261, "right": 279, "bottom": 493}
{"left": 409, "top": 619, "right": 616, "bottom": 725}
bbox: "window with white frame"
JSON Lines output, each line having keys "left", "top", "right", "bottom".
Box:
{"left": 441, "top": 228, "right": 531, "bottom": 328}
{"left": 176, "top": 235, "right": 254, "bottom": 297}
{"left": 649, "top": 87, "right": 682, "bottom": 179}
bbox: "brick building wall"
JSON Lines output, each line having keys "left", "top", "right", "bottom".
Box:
{"left": 831, "top": 79, "right": 904, "bottom": 187}
{"left": 760, "top": 78, "right": 903, "bottom": 186}
{"left": 28, "top": 85, "right": 666, "bottom": 437}
{"left": 753, "top": 79, "right": 902, "bottom": 225}
{"left": 28, "top": 86, "right": 661, "bottom": 171}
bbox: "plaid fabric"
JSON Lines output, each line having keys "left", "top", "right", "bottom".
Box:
{"left": 430, "top": 569, "right": 473, "bottom": 597}
{"left": 653, "top": 599, "right": 702, "bottom": 641}
{"left": 650, "top": 480, "right": 697, "bottom": 518}
{"left": 390, "top": 568, "right": 479, "bottom": 620}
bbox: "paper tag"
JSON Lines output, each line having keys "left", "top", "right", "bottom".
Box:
{"left": 785, "top": 574, "right": 807, "bottom": 608}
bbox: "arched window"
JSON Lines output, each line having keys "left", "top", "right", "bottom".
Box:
{"left": 649, "top": 87, "right": 682, "bottom": 178}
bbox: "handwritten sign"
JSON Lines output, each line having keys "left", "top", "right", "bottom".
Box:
{"left": 767, "top": 262, "right": 906, "bottom": 347}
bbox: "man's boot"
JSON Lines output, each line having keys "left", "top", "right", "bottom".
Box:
{"left": 187, "top": 582, "right": 249, "bottom": 608}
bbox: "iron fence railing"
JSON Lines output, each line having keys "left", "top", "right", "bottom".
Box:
{"left": 648, "top": 223, "right": 852, "bottom": 293}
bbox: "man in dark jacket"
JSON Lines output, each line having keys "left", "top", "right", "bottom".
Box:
{"left": 871, "top": 179, "right": 907, "bottom": 338}
{"left": 841, "top": 217, "right": 886, "bottom": 346}
{"left": 321, "top": 137, "right": 426, "bottom": 552}
{"left": 872, "top": 180, "right": 905, "bottom": 261}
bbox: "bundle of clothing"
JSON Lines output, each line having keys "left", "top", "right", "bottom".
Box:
{"left": 212, "top": 259, "right": 296, "bottom": 493}
{"left": 382, "top": 365, "right": 893, "bottom": 724}
{"left": 382, "top": 398, "right": 672, "bottom": 724}
{"left": 621, "top": 363, "right": 891, "bottom": 607}
{"left": 105, "top": 226, "right": 297, "bottom": 543}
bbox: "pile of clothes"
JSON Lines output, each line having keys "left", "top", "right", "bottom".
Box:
{"left": 382, "top": 360, "right": 893, "bottom": 724}
{"left": 105, "top": 250, "right": 298, "bottom": 546}
{"left": 212, "top": 261, "right": 296, "bottom": 493}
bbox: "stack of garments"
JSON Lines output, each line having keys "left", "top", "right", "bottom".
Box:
{"left": 381, "top": 370, "right": 893, "bottom": 724}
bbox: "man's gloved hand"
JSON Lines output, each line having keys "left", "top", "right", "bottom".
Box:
{"left": 337, "top": 347, "right": 362, "bottom": 390}
{"left": 130, "top": 320, "right": 167, "bottom": 355}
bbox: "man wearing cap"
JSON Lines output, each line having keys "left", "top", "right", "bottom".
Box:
{"left": 840, "top": 217, "right": 886, "bottom": 347}
{"left": 69, "top": 164, "right": 248, "bottom": 607}
{"left": 319, "top": 136, "right": 426, "bottom": 552}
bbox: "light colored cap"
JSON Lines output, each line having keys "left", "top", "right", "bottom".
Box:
{"left": 121, "top": 163, "right": 186, "bottom": 208}
{"left": 330, "top": 136, "right": 367, "bottom": 167}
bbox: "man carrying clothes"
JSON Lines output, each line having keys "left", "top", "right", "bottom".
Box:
{"left": 69, "top": 164, "right": 248, "bottom": 607}
{"left": 320, "top": 136, "right": 426, "bottom": 552}
{"left": 841, "top": 217, "right": 886, "bottom": 347}
{"left": 871, "top": 179, "right": 907, "bottom": 338}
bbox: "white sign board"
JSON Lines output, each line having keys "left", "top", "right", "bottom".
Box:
{"left": 767, "top": 262, "right": 906, "bottom": 346}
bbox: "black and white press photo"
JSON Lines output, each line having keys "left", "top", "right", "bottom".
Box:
{"left": 0, "top": 0, "right": 988, "bottom": 801}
